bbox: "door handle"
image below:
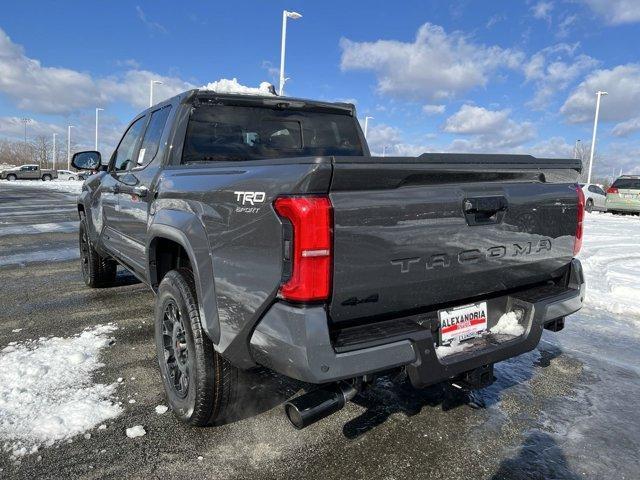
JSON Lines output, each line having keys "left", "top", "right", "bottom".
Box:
{"left": 117, "top": 185, "right": 148, "bottom": 198}
{"left": 133, "top": 186, "right": 148, "bottom": 198}
{"left": 463, "top": 196, "right": 508, "bottom": 226}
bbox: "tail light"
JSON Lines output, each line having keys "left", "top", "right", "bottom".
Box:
{"left": 274, "top": 196, "right": 332, "bottom": 302}
{"left": 607, "top": 186, "right": 619, "bottom": 194}
{"left": 574, "top": 184, "right": 585, "bottom": 256}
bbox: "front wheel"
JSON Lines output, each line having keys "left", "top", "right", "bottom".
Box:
{"left": 155, "top": 268, "right": 238, "bottom": 426}
{"left": 79, "top": 218, "right": 117, "bottom": 287}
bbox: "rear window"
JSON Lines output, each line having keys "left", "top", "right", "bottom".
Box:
{"left": 612, "top": 178, "right": 640, "bottom": 189}
{"left": 181, "top": 105, "right": 363, "bottom": 162}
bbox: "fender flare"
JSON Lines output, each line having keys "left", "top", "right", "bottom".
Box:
{"left": 147, "top": 209, "right": 220, "bottom": 344}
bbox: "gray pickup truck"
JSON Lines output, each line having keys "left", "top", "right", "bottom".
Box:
{"left": 0, "top": 164, "right": 57, "bottom": 181}
{"left": 72, "top": 89, "right": 585, "bottom": 429}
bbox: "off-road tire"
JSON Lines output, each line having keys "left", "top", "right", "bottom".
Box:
{"left": 79, "top": 217, "right": 117, "bottom": 287}
{"left": 155, "top": 268, "right": 238, "bottom": 426}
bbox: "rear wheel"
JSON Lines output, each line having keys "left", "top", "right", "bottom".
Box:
{"left": 7, "top": 174, "right": 16, "bottom": 181}
{"left": 585, "top": 199, "right": 594, "bottom": 213}
{"left": 79, "top": 218, "right": 117, "bottom": 287}
{"left": 42, "top": 174, "right": 52, "bottom": 181}
{"left": 155, "top": 268, "right": 238, "bottom": 426}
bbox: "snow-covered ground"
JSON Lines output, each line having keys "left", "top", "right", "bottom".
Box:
{"left": 579, "top": 212, "right": 640, "bottom": 317}
{"left": 0, "top": 325, "right": 121, "bottom": 457}
{"left": 0, "top": 179, "right": 83, "bottom": 195}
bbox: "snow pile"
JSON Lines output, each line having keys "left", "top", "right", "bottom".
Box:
{"left": 200, "top": 78, "right": 275, "bottom": 96}
{"left": 435, "top": 339, "right": 472, "bottom": 359}
{"left": 0, "top": 325, "right": 121, "bottom": 457}
{"left": 490, "top": 312, "right": 525, "bottom": 337}
{"left": 155, "top": 405, "right": 168, "bottom": 415}
{"left": 0, "top": 221, "right": 79, "bottom": 238}
{"left": 125, "top": 425, "right": 146, "bottom": 438}
{"left": 579, "top": 212, "right": 640, "bottom": 317}
{"left": 0, "top": 179, "right": 83, "bottom": 194}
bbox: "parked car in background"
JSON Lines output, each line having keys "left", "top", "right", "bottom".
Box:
{"left": 580, "top": 183, "right": 607, "bottom": 212}
{"left": 0, "top": 164, "right": 58, "bottom": 181}
{"left": 56, "top": 169, "right": 79, "bottom": 180}
{"left": 606, "top": 176, "right": 640, "bottom": 215}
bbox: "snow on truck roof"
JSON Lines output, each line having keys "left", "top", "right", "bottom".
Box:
{"left": 200, "top": 78, "right": 276, "bottom": 96}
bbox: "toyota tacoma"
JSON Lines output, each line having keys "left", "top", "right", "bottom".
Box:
{"left": 72, "top": 89, "right": 585, "bottom": 429}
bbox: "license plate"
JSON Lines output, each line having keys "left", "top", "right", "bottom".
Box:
{"left": 438, "top": 301, "right": 488, "bottom": 345}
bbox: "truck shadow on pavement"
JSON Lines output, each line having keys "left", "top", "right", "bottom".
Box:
{"left": 490, "top": 431, "right": 581, "bottom": 480}
{"left": 207, "top": 343, "right": 565, "bottom": 438}
{"left": 342, "top": 343, "right": 564, "bottom": 439}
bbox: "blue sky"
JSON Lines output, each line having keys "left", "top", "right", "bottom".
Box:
{"left": 0, "top": 0, "right": 639, "bottom": 177}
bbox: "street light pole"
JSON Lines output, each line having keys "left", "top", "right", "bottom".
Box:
{"left": 52, "top": 133, "right": 57, "bottom": 170}
{"left": 149, "top": 80, "right": 163, "bottom": 107}
{"left": 67, "top": 125, "right": 74, "bottom": 170}
{"left": 95, "top": 108, "right": 104, "bottom": 151}
{"left": 364, "top": 116, "right": 374, "bottom": 138}
{"left": 21, "top": 118, "right": 31, "bottom": 161}
{"left": 587, "top": 91, "right": 608, "bottom": 184}
{"left": 279, "top": 10, "right": 302, "bottom": 96}
{"left": 574, "top": 139, "right": 581, "bottom": 160}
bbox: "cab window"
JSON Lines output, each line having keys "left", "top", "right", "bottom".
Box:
{"left": 112, "top": 116, "right": 146, "bottom": 172}
{"left": 137, "top": 106, "right": 172, "bottom": 167}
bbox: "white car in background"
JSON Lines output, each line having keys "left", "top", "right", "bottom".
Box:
{"left": 580, "top": 183, "right": 607, "bottom": 212}
{"left": 56, "top": 169, "right": 79, "bottom": 181}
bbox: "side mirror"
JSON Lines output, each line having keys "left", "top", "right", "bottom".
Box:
{"left": 72, "top": 151, "right": 101, "bottom": 170}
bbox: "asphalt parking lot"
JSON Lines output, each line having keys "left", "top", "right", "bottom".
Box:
{"left": 1, "top": 182, "right": 639, "bottom": 480}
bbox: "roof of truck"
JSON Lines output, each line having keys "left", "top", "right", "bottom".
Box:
{"left": 169, "top": 88, "right": 356, "bottom": 116}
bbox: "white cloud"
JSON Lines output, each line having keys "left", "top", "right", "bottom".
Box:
{"left": 100, "top": 70, "right": 195, "bottom": 110}
{"left": 135, "top": 5, "right": 167, "bottom": 34}
{"left": 612, "top": 117, "right": 640, "bottom": 137}
{"left": 532, "top": 1, "right": 554, "bottom": 21}
{"left": 561, "top": 64, "right": 640, "bottom": 123}
{"left": 557, "top": 14, "right": 578, "bottom": 38}
{"left": 422, "top": 104, "right": 446, "bottom": 115}
{"left": 444, "top": 104, "right": 536, "bottom": 151}
{"left": 606, "top": 143, "right": 640, "bottom": 175}
{"left": 0, "top": 27, "right": 195, "bottom": 115}
{"left": 486, "top": 14, "right": 505, "bottom": 28}
{"left": 0, "top": 29, "right": 105, "bottom": 114}
{"left": 364, "top": 124, "right": 402, "bottom": 152}
{"left": 0, "top": 117, "right": 65, "bottom": 139}
{"left": 340, "top": 23, "right": 523, "bottom": 101}
{"left": 524, "top": 44, "right": 599, "bottom": 108}
{"left": 524, "top": 136, "right": 574, "bottom": 158}
{"left": 444, "top": 105, "right": 511, "bottom": 134}
{"left": 580, "top": 0, "right": 640, "bottom": 25}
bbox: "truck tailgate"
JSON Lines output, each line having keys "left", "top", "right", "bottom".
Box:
{"left": 328, "top": 154, "right": 581, "bottom": 324}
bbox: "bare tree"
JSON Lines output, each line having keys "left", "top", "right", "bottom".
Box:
{"left": 31, "top": 135, "right": 51, "bottom": 168}
{"left": 0, "top": 137, "right": 32, "bottom": 166}
{"left": 575, "top": 142, "right": 597, "bottom": 183}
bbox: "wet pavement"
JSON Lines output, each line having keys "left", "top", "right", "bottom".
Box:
{"left": 1, "top": 183, "right": 639, "bottom": 479}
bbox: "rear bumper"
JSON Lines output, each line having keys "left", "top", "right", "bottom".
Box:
{"left": 249, "top": 259, "right": 585, "bottom": 386}
{"left": 606, "top": 198, "right": 640, "bottom": 212}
